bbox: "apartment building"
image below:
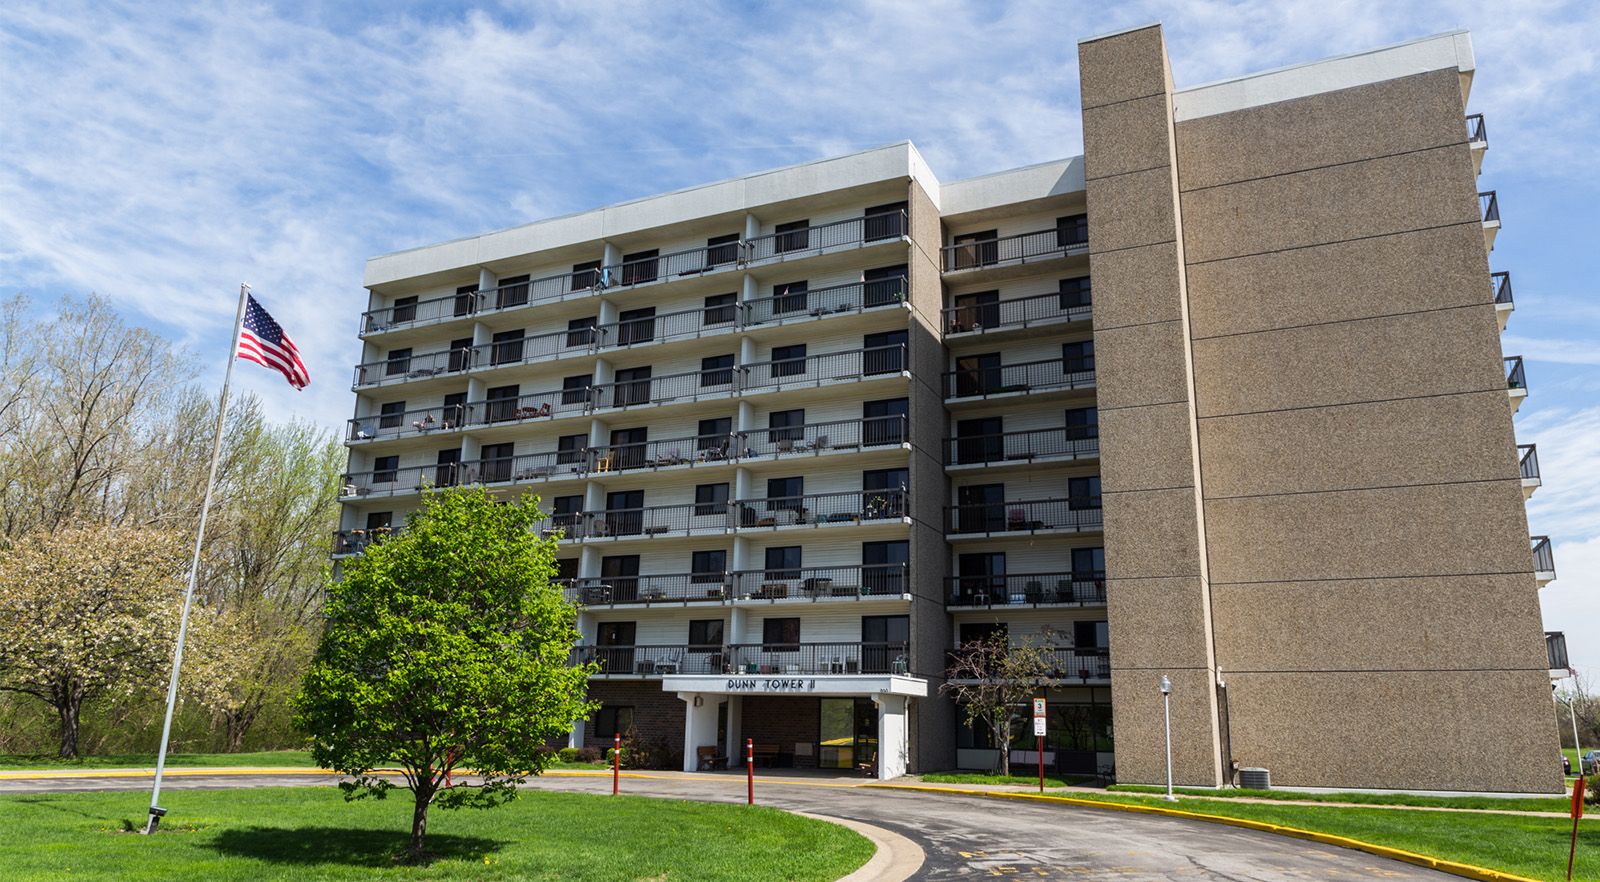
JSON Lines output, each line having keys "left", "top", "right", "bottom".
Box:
{"left": 338, "top": 24, "right": 1561, "bottom": 792}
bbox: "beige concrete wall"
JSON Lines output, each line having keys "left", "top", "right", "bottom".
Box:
{"left": 1175, "top": 64, "right": 1559, "bottom": 792}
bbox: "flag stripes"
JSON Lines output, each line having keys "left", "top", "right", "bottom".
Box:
{"left": 237, "top": 294, "right": 310, "bottom": 389}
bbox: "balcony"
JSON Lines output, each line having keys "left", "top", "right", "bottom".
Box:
{"left": 1491, "top": 270, "right": 1514, "bottom": 330}
{"left": 564, "top": 564, "right": 910, "bottom": 607}
{"left": 946, "top": 497, "right": 1103, "bottom": 539}
{"left": 733, "top": 489, "right": 909, "bottom": 531}
{"left": 739, "top": 415, "right": 908, "bottom": 460}
{"left": 576, "top": 644, "right": 728, "bottom": 678}
{"left": 566, "top": 573, "right": 733, "bottom": 605}
{"left": 1546, "top": 631, "right": 1569, "bottom": 675}
{"left": 1518, "top": 444, "right": 1540, "bottom": 498}
{"left": 593, "top": 305, "right": 737, "bottom": 353}
{"left": 352, "top": 345, "right": 472, "bottom": 389}
{"left": 1466, "top": 113, "right": 1487, "bottom": 175}
{"left": 1533, "top": 535, "right": 1555, "bottom": 586}
{"left": 743, "top": 278, "right": 906, "bottom": 328}
{"left": 743, "top": 211, "right": 907, "bottom": 265}
{"left": 359, "top": 268, "right": 600, "bottom": 339}
{"left": 943, "top": 291, "right": 1091, "bottom": 336}
{"left": 944, "top": 356, "right": 1095, "bottom": 401}
{"left": 1480, "top": 190, "right": 1500, "bottom": 251}
{"left": 725, "top": 641, "right": 910, "bottom": 676}
{"left": 330, "top": 527, "right": 399, "bottom": 557}
{"left": 576, "top": 502, "right": 732, "bottom": 541}
{"left": 946, "top": 647, "right": 1110, "bottom": 683}
{"left": 740, "top": 345, "right": 907, "bottom": 396}
{"left": 1505, "top": 355, "right": 1527, "bottom": 413}
{"left": 946, "top": 572, "right": 1106, "bottom": 607}
{"left": 942, "top": 228, "right": 1088, "bottom": 274}
{"left": 597, "top": 240, "right": 743, "bottom": 292}
{"left": 945, "top": 426, "right": 1098, "bottom": 470}
{"left": 340, "top": 451, "right": 584, "bottom": 501}
{"left": 590, "top": 366, "right": 734, "bottom": 411}
{"left": 589, "top": 433, "right": 738, "bottom": 473}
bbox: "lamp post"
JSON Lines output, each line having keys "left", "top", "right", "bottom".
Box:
{"left": 1555, "top": 686, "right": 1582, "bottom": 776}
{"left": 1160, "top": 675, "right": 1176, "bottom": 802}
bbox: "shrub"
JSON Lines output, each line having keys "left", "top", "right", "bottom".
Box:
{"left": 575, "top": 746, "right": 601, "bottom": 763}
{"left": 1587, "top": 774, "right": 1598, "bottom": 805}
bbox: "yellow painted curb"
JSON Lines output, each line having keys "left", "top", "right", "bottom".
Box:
{"left": 869, "top": 784, "right": 1543, "bottom": 882}
{"left": 0, "top": 767, "right": 350, "bottom": 780}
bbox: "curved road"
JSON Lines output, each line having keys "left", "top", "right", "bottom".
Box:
{"left": 0, "top": 770, "right": 1456, "bottom": 880}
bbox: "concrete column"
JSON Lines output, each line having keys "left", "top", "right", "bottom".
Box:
{"left": 459, "top": 434, "right": 481, "bottom": 462}
{"left": 569, "top": 719, "right": 586, "bottom": 750}
{"left": 584, "top": 480, "right": 606, "bottom": 514}
{"left": 729, "top": 604, "right": 749, "bottom": 647}
{"left": 731, "top": 534, "right": 751, "bottom": 575}
{"left": 738, "top": 336, "right": 757, "bottom": 367}
{"left": 602, "top": 242, "right": 622, "bottom": 289}
{"left": 679, "top": 692, "right": 721, "bottom": 772}
{"left": 874, "top": 693, "right": 910, "bottom": 780}
{"left": 592, "top": 356, "right": 615, "bottom": 387}
{"left": 733, "top": 466, "right": 753, "bottom": 501}
{"left": 743, "top": 213, "right": 760, "bottom": 241}
{"left": 588, "top": 417, "right": 608, "bottom": 450}
{"left": 597, "top": 297, "right": 619, "bottom": 328}
{"left": 478, "top": 267, "right": 497, "bottom": 296}
{"left": 579, "top": 545, "right": 602, "bottom": 579}
{"left": 471, "top": 320, "right": 491, "bottom": 348}
{"left": 737, "top": 400, "right": 756, "bottom": 433}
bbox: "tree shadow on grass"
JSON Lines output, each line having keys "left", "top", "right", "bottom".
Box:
{"left": 208, "top": 826, "right": 506, "bottom": 866}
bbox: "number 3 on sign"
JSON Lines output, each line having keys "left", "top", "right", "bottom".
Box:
{"left": 1033, "top": 698, "right": 1046, "bottom": 716}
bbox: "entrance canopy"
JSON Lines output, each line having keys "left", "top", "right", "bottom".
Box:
{"left": 662, "top": 672, "right": 927, "bottom": 698}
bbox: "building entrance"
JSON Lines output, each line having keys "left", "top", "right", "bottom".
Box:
{"left": 818, "top": 697, "right": 879, "bottom": 770}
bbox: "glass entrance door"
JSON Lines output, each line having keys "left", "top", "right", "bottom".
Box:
{"left": 818, "top": 697, "right": 879, "bottom": 771}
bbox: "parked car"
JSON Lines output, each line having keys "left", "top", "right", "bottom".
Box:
{"left": 1583, "top": 750, "right": 1600, "bottom": 775}
{"left": 1564, "top": 753, "right": 1572, "bottom": 775}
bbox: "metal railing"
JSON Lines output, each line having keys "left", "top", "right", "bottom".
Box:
{"left": 946, "top": 572, "right": 1107, "bottom": 606}
{"left": 740, "top": 415, "right": 907, "bottom": 458}
{"left": 574, "top": 644, "right": 728, "bottom": 677}
{"left": 589, "top": 433, "right": 737, "bottom": 472}
{"left": 744, "top": 211, "right": 906, "bottom": 263}
{"left": 347, "top": 402, "right": 473, "bottom": 442}
{"left": 1546, "top": 631, "right": 1569, "bottom": 671}
{"left": 741, "top": 344, "right": 907, "bottom": 394}
{"left": 1491, "top": 271, "right": 1512, "bottom": 305}
{"left": 566, "top": 573, "right": 734, "bottom": 605}
{"left": 1466, "top": 113, "right": 1487, "bottom": 144}
{"left": 725, "top": 642, "right": 910, "bottom": 675}
{"left": 358, "top": 267, "right": 603, "bottom": 336}
{"left": 733, "top": 489, "right": 908, "bottom": 528}
{"left": 733, "top": 563, "right": 910, "bottom": 600}
{"left": 1532, "top": 535, "right": 1554, "bottom": 575}
{"left": 946, "top": 497, "right": 1103, "bottom": 535}
{"left": 945, "top": 646, "right": 1110, "bottom": 681}
{"left": 331, "top": 527, "right": 399, "bottom": 556}
{"left": 593, "top": 305, "right": 731, "bottom": 351}
{"left": 340, "top": 450, "right": 578, "bottom": 498}
{"left": 1479, "top": 191, "right": 1499, "bottom": 223}
{"left": 943, "top": 290, "right": 1091, "bottom": 334}
{"left": 945, "top": 426, "right": 1098, "bottom": 466}
{"left": 353, "top": 345, "right": 474, "bottom": 387}
{"left": 942, "top": 227, "right": 1088, "bottom": 271}
{"left": 744, "top": 278, "right": 906, "bottom": 326}
{"left": 590, "top": 366, "right": 735, "bottom": 410}
{"left": 1518, "top": 444, "right": 1540, "bottom": 481}
{"left": 1505, "top": 355, "right": 1526, "bottom": 390}
{"left": 361, "top": 290, "right": 479, "bottom": 335}
{"left": 599, "top": 240, "right": 743, "bottom": 289}
{"left": 577, "top": 502, "right": 733, "bottom": 539}
{"left": 943, "top": 356, "right": 1095, "bottom": 399}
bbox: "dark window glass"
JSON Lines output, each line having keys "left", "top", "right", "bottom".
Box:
{"left": 764, "top": 547, "right": 802, "bottom": 580}
{"left": 768, "top": 409, "right": 805, "bottom": 443}
{"left": 863, "top": 398, "right": 907, "bottom": 445}
{"left": 1071, "top": 547, "right": 1106, "bottom": 577}
{"left": 689, "top": 619, "right": 725, "bottom": 648}
{"left": 372, "top": 455, "right": 398, "bottom": 484}
{"left": 863, "top": 331, "right": 905, "bottom": 375}
{"left": 958, "top": 621, "right": 1006, "bottom": 646}
{"left": 1057, "top": 213, "right": 1088, "bottom": 248}
{"left": 862, "top": 541, "right": 908, "bottom": 595}
{"left": 704, "top": 292, "right": 737, "bottom": 326}
{"left": 391, "top": 296, "right": 417, "bottom": 323}
{"left": 605, "top": 490, "right": 644, "bottom": 536}
{"left": 486, "top": 384, "right": 519, "bottom": 422}
{"left": 1063, "top": 340, "right": 1094, "bottom": 373}
{"left": 697, "top": 418, "right": 733, "bottom": 453}
{"left": 951, "top": 290, "right": 998, "bottom": 332}
{"left": 1069, "top": 476, "right": 1102, "bottom": 511}
{"left": 435, "top": 447, "right": 461, "bottom": 487}
{"left": 594, "top": 706, "right": 634, "bottom": 739}
{"left": 1059, "top": 275, "right": 1092, "bottom": 309}
{"left": 705, "top": 233, "right": 740, "bottom": 268}
{"left": 766, "top": 476, "right": 803, "bottom": 511}
{"left": 771, "top": 344, "right": 806, "bottom": 378}
{"left": 600, "top": 555, "right": 639, "bottom": 601}
{"left": 385, "top": 348, "right": 412, "bottom": 377}
{"left": 496, "top": 274, "right": 530, "bottom": 309}
{"left": 621, "top": 249, "right": 659, "bottom": 285}
{"left": 774, "top": 280, "right": 808, "bottom": 315}
{"left": 1073, "top": 620, "right": 1109, "bottom": 650}
{"left": 557, "top": 434, "right": 586, "bottom": 465}
{"left": 555, "top": 557, "right": 579, "bottom": 583}
{"left": 775, "top": 219, "right": 810, "bottom": 253}
{"left": 762, "top": 617, "right": 800, "bottom": 651}
{"left": 562, "top": 374, "right": 591, "bottom": 405}
{"left": 365, "top": 511, "right": 393, "bottom": 532}
{"left": 862, "top": 264, "right": 906, "bottom": 307}
{"left": 862, "top": 468, "right": 906, "bottom": 519}
{"left": 491, "top": 329, "right": 525, "bottom": 365}
{"left": 608, "top": 427, "right": 647, "bottom": 470}
{"left": 957, "top": 553, "right": 1006, "bottom": 602}
{"left": 863, "top": 201, "right": 907, "bottom": 242}
{"left": 694, "top": 483, "right": 729, "bottom": 517}
{"left": 378, "top": 401, "right": 406, "bottom": 429}
{"left": 951, "top": 230, "right": 998, "bottom": 268}
{"left": 957, "top": 483, "right": 1006, "bottom": 533}
{"left": 566, "top": 316, "right": 597, "bottom": 347}
{"left": 617, "top": 307, "right": 656, "bottom": 345}
{"left": 453, "top": 284, "right": 477, "bottom": 317}
{"left": 481, "top": 442, "right": 514, "bottom": 483}
{"left": 691, "top": 550, "right": 727, "bottom": 582}
{"left": 954, "top": 353, "right": 1001, "bottom": 396}
{"left": 551, "top": 495, "right": 584, "bottom": 530}
{"left": 442, "top": 392, "right": 467, "bottom": 427}
{"left": 956, "top": 417, "right": 1004, "bottom": 464}
{"left": 571, "top": 260, "right": 601, "bottom": 291}
{"left": 614, "top": 366, "right": 652, "bottom": 406}
{"left": 701, "top": 354, "right": 734, "bottom": 387}
{"left": 1065, "top": 407, "right": 1099, "bottom": 440}
{"left": 448, "top": 337, "right": 474, "bottom": 372}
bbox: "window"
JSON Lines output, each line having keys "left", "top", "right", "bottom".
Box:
{"left": 453, "top": 284, "right": 476, "bottom": 317}
{"left": 491, "top": 329, "right": 525, "bottom": 366}
{"left": 862, "top": 264, "right": 906, "bottom": 307}
{"left": 1062, "top": 340, "right": 1094, "bottom": 374}
{"left": 775, "top": 219, "right": 810, "bottom": 253}
{"left": 551, "top": 495, "right": 584, "bottom": 530}
{"left": 448, "top": 336, "right": 474, "bottom": 372}
{"left": 862, "top": 614, "right": 908, "bottom": 653}
{"left": 863, "top": 330, "right": 905, "bottom": 375}
{"left": 706, "top": 233, "right": 740, "bottom": 268}
{"left": 863, "top": 398, "right": 907, "bottom": 445}
{"left": 766, "top": 476, "right": 803, "bottom": 511}
{"left": 1073, "top": 620, "right": 1109, "bottom": 650}
{"left": 1059, "top": 275, "right": 1092, "bottom": 309}
{"left": 953, "top": 353, "right": 1001, "bottom": 396}
{"left": 435, "top": 448, "right": 461, "bottom": 487}
{"left": 768, "top": 409, "right": 805, "bottom": 444}
{"left": 621, "top": 249, "right": 658, "bottom": 285}
{"left": 1069, "top": 476, "right": 1102, "bottom": 510}
{"left": 385, "top": 348, "right": 412, "bottom": 377}
{"left": 372, "top": 455, "right": 398, "bottom": 484}
{"left": 952, "top": 230, "right": 998, "bottom": 268}
{"left": 571, "top": 260, "right": 601, "bottom": 291}
{"left": 691, "top": 550, "right": 727, "bottom": 582}
{"left": 481, "top": 442, "right": 514, "bottom": 483}
{"left": 365, "top": 511, "right": 393, "bottom": 532}
{"left": 618, "top": 307, "right": 656, "bottom": 345}
{"left": 694, "top": 483, "right": 729, "bottom": 517}
{"left": 957, "top": 483, "right": 1006, "bottom": 533}
{"left": 496, "top": 274, "right": 530, "bottom": 309}
{"left": 486, "top": 384, "right": 519, "bottom": 422}
{"left": 951, "top": 290, "right": 998, "bottom": 332}
{"left": 391, "top": 296, "right": 417, "bottom": 323}
{"left": 609, "top": 427, "right": 647, "bottom": 470}
{"left": 614, "top": 366, "right": 652, "bottom": 406}
{"left": 701, "top": 354, "right": 734, "bottom": 387}
{"left": 555, "top": 557, "right": 579, "bottom": 585}
{"left": 957, "top": 552, "right": 1006, "bottom": 601}
{"left": 605, "top": 490, "right": 644, "bottom": 536}
{"left": 600, "top": 555, "right": 639, "bottom": 601}
{"left": 704, "top": 292, "right": 736, "bottom": 326}
{"left": 1071, "top": 547, "right": 1106, "bottom": 579}
{"left": 959, "top": 621, "right": 1006, "bottom": 646}
{"left": 863, "top": 201, "right": 907, "bottom": 242}
{"left": 562, "top": 374, "right": 591, "bottom": 405}
{"left": 442, "top": 392, "right": 467, "bottom": 427}
{"left": 762, "top": 617, "right": 800, "bottom": 652}
{"left": 1065, "top": 407, "right": 1098, "bottom": 440}
{"left": 697, "top": 417, "right": 732, "bottom": 452}
{"left": 955, "top": 417, "right": 1004, "bottom": 465}
{"left": 594, "top": 706, "right": 635, "bottom": 740}
{"left": 557, "top": 434, "right": 586, "bottom": 465}
{"left": 378, "top": 401, "right": 406, "bottom": 429}
{"left": 773, "top": 280, "right": 808, "bottom": 315}
{"left": 771, "top": 344, "right": 806, "bottom": 378}
{"left": 862, "top": 541, "right": 907, "bottom": 595}
{"left": 1057, "top": 213, "right": 1088, "bottom": 249}
{"left": 688, "top": 619, "right": 724, "bottom": 649}
{"left": 566, "top": 316, "right": 597, "bottom": 348}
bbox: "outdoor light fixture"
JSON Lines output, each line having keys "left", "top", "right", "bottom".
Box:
{"left": 1159, "top": 675, "right": 1176, "bottom": 802}
{"left": 143, "top": 805, "right": 167, "bottom": 834}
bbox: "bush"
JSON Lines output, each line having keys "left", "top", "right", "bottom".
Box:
{"left": 1587, "top": 774, "right": 1598, "bottom": 806}
{"left": 575, "top": 746, "right": 601, "bottom": 763}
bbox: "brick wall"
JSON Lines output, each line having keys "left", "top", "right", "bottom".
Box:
{"left": 582, "top": 681, "right": 685, "bottom": 754}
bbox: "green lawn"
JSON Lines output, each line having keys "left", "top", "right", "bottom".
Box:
{"left": 0, "top": 786, "right": 872, "bottom": 881}
{"left": 920, "top": 771, "right": 1091, "bottom": 788}
{"left": 1061, "top": 791, "right": 1596, "bottom": 882}
{"left": 0, "top": 752, "right": 609, "bottom": 773}
{"left": 1108, "top": 783, "right": 1574, "bottom": 814}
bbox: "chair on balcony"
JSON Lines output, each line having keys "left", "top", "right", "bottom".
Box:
{"left": 1024, "top": 580, "right": 1044, "bottom": 604}
{"left": 654, "top": 652, "right": 681, "bottom": 675}
{"left": 776, "top": 438, "right": 795, "bottom": 454}
{"left": 1007, "top": 508, "right": 1027, "bottom": 530}
{"left": 696, "top": 745, "right": 728, "bottom": 771}
{"left": 1054, "top": 579, "right": 1075, "bottom": 604}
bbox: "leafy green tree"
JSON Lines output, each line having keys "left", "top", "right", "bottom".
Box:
{"left": 939, "top": 629, "right": 1059, "bottom": 776}
{"left": 294, "top": 487, "right": 594, "bottom": 859}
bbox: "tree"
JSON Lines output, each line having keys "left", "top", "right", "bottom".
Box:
{"left": 939, "top": 630, "right": 1058, "bottom": 776}
{"left": 294, "top": 487, "right": 595, "bottom": 859}
{"left": 0, "top": 525, "right": 191, "bottom": 757}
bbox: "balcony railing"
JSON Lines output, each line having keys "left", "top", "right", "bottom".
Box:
{"left": 566, "top": 573, "right": 734, "bottom": 605}
{"left": 353, "top": 345, "right": 474, "bottom": 387}
{"left": 1505, "top": 355, "right": 1526, "bottom": 390}
{"left": 944, "top": 356, "right": 1095, "bottom": 399}
{"left": 943, "top": 291, "right": 1091, "bottom": 334}
{"left": 1466, "top": 113, "right": 1487, "bottom": 144}
{"left": 358, "top": 268, "right": 603, "bottom": 337}
{"left": 741, "top": 344, "right": 907, "bottom": 394}
{"left": 348, "top": 402, "right": 473, "bottom": 442}
{"left": 744, "top": 212, "right": 906, "bottom": 263}
{"left": 733, "top": 563, "right": 910, "bottom": 600}
{"left": 331, "top": 527, "right": 399, "bottom": 556}
{"left": 1479, "top": 191, "right": 1499, "bottom": 224}
{"left": 946, "top": 497, "right": 1103, "bottom": 535}
{"left": 1518, "top": 444, "right": 1540, "bottom": 481}
{"left": 1491, "top": 271, "right": 1512, "bottom": 305}
{"left": 945, "top": 426, "right": 1098, "bottom": 466}
{"left": 341, "top": 450, "right": 579, "bottom": 498}
{"left": 1546, "top": 631, "right": 1569, "bottom": 672}
{"left": 740, "top": 415, "right": 907, "bottom": 458}
{"left": 942, "top": 228, "right": 1088, "bottom": 271}
{"left": 1532, "top": 535, "right": 1554, "bottom": 576}
{"left": 599, "top": 240, "right": 743, "bottom": 289}
{"left": 725, "top": 641, "right": 910, "bottom": 676}
{"left": 945, "top": 646, "right": 1110, "bottom": 681}
{"left": 593, "top": 305, "right": 732, "bottom": 351}
{"left": 575, "top": 644, "right": 728, "bottom": 677}
{"left": 744, "top": 278, "right": 906, "bottom": 326}
{"left": 577, "top": 502, "right": 733, "bottom": 539}
{"left": 590, "top": 366, "right": 734, "bottom": 410}
{"left": 590, "top": 433, "right": 737, "bottom": 472}
{"left": 946, "top": 572, "right": 1107, "bottom": 606}
{"left": 734, "top": 489, "right": 908, "bottom": 529}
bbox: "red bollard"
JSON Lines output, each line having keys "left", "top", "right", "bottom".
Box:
{"left": 746, "top": 737, "right": 754, "bottom": 805}
{"left": 613, "top": 733, "right": 621, "bottom": 795}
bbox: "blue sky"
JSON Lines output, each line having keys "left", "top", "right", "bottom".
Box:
{"left": 2, "top": 0, "right": 1596, "bottom": 679}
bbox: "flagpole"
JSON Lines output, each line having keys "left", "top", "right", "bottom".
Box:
{"left": 143, "top": 283, "right": 250, "bottom": 835}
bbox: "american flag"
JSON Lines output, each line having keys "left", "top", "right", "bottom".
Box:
{"left": 237, "top": 295, "right": 310, "bottom": 389}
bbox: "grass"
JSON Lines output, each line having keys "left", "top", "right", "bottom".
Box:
{"left": 920, "top": 771, "right": 1091, "bottom": 788}
{"left": 0, "top": 751, "right": 610, "bottom": 773}
{"left": 1107, "top": 783, "right": 1575, "bottom": 814}
{"left": 0, "top": 786, "right": 872, "bottom": 881}
{"left": 1053, "top": 790, "right": 1597, "bottom": 882}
